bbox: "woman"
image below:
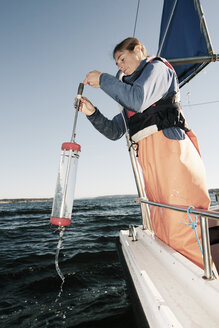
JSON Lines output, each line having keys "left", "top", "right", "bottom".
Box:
{"left": 79, "top": 37, "right": 210, "bottom": 269}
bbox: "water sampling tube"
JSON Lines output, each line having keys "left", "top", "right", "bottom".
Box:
{"left": 50, "top": 83, "right": 84, "bottom": 227}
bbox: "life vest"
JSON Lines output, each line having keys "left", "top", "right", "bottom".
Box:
{"left": 126, "top": 57, "right": 188, "bottom": 142}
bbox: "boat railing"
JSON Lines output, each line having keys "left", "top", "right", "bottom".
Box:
{"left": 140, "top": 198, "right": 219, "bottom": 280}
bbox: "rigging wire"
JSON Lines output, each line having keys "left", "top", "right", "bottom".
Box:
{"left": 183, "top": 100, "right": 219, "bottom": 107}
{"left": 133, "top": 0, "right": 140, "bottom": 37}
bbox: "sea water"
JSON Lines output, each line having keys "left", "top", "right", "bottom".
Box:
{"left": 1, "top": 192, "right": 217, "bottom": 327}
{"left": 0, "top": 195, "right": 141, "bottom": 328}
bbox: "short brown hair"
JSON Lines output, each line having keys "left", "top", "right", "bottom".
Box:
{"left": 113, "top": 37, "right": 147, "bottom": 58}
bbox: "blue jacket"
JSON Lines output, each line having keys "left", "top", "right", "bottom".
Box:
{"left": 87, "top": 57, "right": 185, "bottom": 141}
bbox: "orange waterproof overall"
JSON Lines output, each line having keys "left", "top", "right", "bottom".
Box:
{"left": 137, "top": 130, "right": 210, "bottom": 268}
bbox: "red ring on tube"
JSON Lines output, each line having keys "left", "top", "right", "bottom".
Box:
{"left": 62, "top": 142, "right": 81, "bottom": 151}
{"left": 50, "top": 217, "right": 71, "bottom": 227}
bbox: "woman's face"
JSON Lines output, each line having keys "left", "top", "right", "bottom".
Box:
{"left": 114, "top": 46, "right": 142, "bottom": 75}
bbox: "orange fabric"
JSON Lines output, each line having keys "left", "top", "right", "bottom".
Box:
{"left": 138, "top": 131, "right": 210, "bottom": 268}
{"left": 186, "top": 129, "right": 201, "bottom": 157}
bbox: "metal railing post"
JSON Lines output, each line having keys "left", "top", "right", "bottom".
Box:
{"left": 140, "top": 199, "right": 219, "bottom": 279}
{"left": 200, "top": 216, "right": 212, "bottom": 279}
{"left": 126, "top": 134, "right": 152, "bottom": 231}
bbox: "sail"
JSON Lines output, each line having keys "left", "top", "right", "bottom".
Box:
{"left": 158, "top": 0, "right": 217, "bottom": 87}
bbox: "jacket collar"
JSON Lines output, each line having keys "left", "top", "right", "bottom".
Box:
{"left": 122, "top": 58, "right": 149, "bottom": 84}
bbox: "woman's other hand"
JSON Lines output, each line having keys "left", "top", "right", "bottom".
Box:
{"left": 83, "top": 70, "right": 101, "bottom": 88}
{"left": 77, "top": 97, "right": 96, "bottom": 116}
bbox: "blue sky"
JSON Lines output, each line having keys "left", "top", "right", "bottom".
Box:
{"left": 0, "top": 0, "right": 219, "bottom": 199}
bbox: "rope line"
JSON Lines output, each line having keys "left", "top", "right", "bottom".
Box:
{"left": 180, "top": 206, "right": 203, "bottom": 253}
{"left": 180, "top": 206, "right": 217, "bottom": 279}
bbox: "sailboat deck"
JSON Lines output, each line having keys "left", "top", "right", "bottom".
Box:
{"left": 119, "top": 226, "right": 219, "bottom": 328}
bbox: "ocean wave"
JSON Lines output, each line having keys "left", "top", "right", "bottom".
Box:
{"left": 0, "top": 196, "right": 139, "bottom": 328}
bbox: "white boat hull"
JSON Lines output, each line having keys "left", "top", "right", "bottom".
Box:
{"left": 118, "top": 226, "right": 219, "bottom": 328}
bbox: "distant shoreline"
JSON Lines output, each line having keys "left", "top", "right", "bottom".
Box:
{"left": 0, "top": 198, "right": 53, "bottom": 204}
{"left": 0, "top": 194, "right": 138, "bottom": 204}
{"left": 0, "top": 189, "right": 218, "bottom": 204}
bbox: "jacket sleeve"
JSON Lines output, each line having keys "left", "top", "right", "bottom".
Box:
{"left": 99, "top": 60, "right": 177, "bottom": 113}
{"left": 87, "top": 108, "right": 126, "bottom": 140}
{"left": 99, "top": 73, "right": 144, "bottom": 111}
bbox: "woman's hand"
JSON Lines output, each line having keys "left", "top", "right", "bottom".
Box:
{"left": 83, "top": 70, "right": 102, "bottom": 88}
{"left": 77, "top": 97, "right": 96, "bottom": 116}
